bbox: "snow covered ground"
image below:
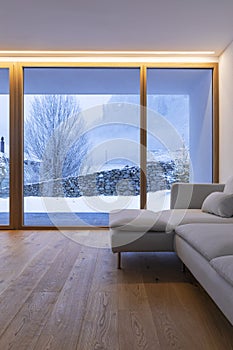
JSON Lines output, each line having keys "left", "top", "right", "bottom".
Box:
{"left": 0, "top": 190, "right": 170, "bottom": 213}
{"left": 0, "top": 191, "right": 171, "bottom": 248}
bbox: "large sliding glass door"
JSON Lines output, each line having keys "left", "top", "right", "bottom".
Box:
{"left": 146, "top": 68, "right": 213, "bottom": 211}
{"left": 23, "top": 67, "right": 140, "bottom": 226}
{"left": 0, "top": 68, "right": 10, "bottom": 226}
{"left": 0, "top": 63, "right": 217, "bottom": 229}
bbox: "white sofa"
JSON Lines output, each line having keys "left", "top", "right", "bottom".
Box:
{"left": 110, "top": 179, "right": 233, "bottom": 325}
{"left": 110, "top": 182, "right": 232, "bottom": 257}
{"left": 175, "top": 223, "right": 233, "bottom": 325}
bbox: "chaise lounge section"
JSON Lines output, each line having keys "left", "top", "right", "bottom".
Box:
{"left": 110, "top": 178, "right": 233, "bottom": 325}
{"left": 110, "top": 181, "right": 232, "bottom": 263}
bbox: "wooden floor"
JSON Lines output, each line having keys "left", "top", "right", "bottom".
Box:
{"left": 0, "top": 230, "right": 232, "bottom": 350}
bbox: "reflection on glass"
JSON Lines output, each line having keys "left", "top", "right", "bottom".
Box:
{"left": 147, "top": 68, "right": 213, "bottom": 211}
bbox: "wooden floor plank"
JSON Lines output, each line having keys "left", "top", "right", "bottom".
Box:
{"left": 34, "top": 239, "right": 82, "bottom": 292}
{"left": 117, "top": 256, "right": 161, "bottom": 350}
{"left": 0, "top": 231, "right": 232, "bottom": 350}
{"left": 77, "top": 290, "right": 119, "bottom": 350}
{"left": 0, "top": 291, "right": 58, "bottom": 350}
{"left": 0, "top": 238, "right": 62, "bottom": 337}
{"left": 33, "top": 247, "right": 99, "bottom": 350}
{"left": 0, "top": 231, "right": 62, "bottom": 294}
{"left": 144, "top": 277, "right": 233, "bottom": 350}
{"left": 76, "top": 248, "right": 119, "bottom": 350}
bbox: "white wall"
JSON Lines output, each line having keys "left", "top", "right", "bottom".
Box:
{"left": 219, "top": 40, "right": 233, "bottom": 182}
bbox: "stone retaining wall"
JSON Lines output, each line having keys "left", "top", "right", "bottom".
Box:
{"left": 23, "top": 160, "right": 188, "bottom": 197}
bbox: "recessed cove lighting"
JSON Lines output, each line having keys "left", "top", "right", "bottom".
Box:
{"left": 0, "top": 50, "right": 216, "bottom": 56}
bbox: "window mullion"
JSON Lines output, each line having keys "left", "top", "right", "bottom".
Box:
{"left": 140, "top": 65, "right": 147, "bottom": 209}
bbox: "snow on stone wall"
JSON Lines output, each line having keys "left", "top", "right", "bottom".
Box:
{"left": 23, "top": 160, "right": 187, "bottom": 197}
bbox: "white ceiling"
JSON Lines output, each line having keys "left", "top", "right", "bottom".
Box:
{"left": 0, "top": 0, "right": 233, "bottom": 56}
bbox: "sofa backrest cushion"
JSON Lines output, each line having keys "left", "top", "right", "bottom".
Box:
{"left": 224, "top": 175, "right": 233, "bottom": 194}
{"left": 170, "top": 183, "right": 225, "bottom": 209}
{"left": 202, "top": 192, "right": 233, "bottom": 218}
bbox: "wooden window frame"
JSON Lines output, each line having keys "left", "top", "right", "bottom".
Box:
{"left": 0, "top": 62, "right": 218, "bottom": 229}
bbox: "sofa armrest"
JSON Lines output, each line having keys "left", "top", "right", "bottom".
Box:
{"left": 170, "top": 183, "right": 225, "bottom": 209}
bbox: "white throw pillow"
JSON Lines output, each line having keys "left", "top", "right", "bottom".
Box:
{"left": 202, "top": 192, "right": 233, "bottom": 218}
{"left": 224, "top": 175, "right": 233, "bottom": 194}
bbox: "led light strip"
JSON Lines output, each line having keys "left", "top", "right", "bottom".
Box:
{"left": 0, "top": 50, "right": 218, "bottom": 63}
{"left": 0, "top": 50, "right": 216, "bottom": 56}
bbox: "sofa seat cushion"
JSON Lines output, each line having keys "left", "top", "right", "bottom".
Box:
{"left": 110, "top": 209, "right": 160, "bottom": 232}
{"left": 110, "top": 209, "right": 233, "bottom": 233}
{"left": 210, "top": 255, "right": 233, "bottom": 287}
{"left": 175, "top": 223, "right": 233, "bottom": 261}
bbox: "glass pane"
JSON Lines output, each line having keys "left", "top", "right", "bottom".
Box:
{"left": 24, "top": 67, "right": 140, "bottom": 227}
{"left": 0, "top": 69, "right": 9, "bottom": 225}
{"left": 147, "top": 68, "right": 213, "bottom": 211}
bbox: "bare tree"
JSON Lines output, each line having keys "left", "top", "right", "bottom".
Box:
{"left": 24, "top": 95, "right": 88, "bottom": 183}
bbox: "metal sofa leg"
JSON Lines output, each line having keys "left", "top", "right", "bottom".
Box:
{"left": 117, "top": 252, "right": 121, "bottom": 269}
